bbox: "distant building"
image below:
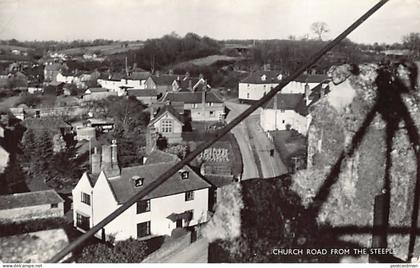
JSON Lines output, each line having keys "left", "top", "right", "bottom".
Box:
{"left": 83, "top": 87, "right": 117, "bottom": 101}
{"left": 127, "top": 89, "right": 158, "bottom": 105}
{"left": 148, "top": 105, "right": 184, "bottom": 144}
{"left": 260, "top": 84, "right": 330, "bottom": 135}
{"left": 72, "top": 142, "right": 212, "bottom": 241}
{"left": 146, "top": 73, "right": 210, "bottom": 96}
{"left": 97, "top": 71, "right": 151, "bottom": 96}
{"left": 160, "top": 91, "right": 225, "bottom": 122}
{"left": 0, "top": 190, "right": 64, "bottom": 223}
{"left": 238, "top": 71, "right": 328, "bottom": 103}
{"left": 44, "top": 62, "right": 68, "bottom": 82}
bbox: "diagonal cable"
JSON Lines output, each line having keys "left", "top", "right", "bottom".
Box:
{"left": 49, "top": 0, "right": 389, "bottom": 262}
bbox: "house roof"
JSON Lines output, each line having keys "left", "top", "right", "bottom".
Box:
{"left": 107, "top": 162, "right": 211, "bottom": 203}
{"left": 308, "top": 83, "right": 331, "bottom": 106}
{"left": 240, "top": 70, "right": 283, "bottom": 84}
{"left": 150, "top": 75, "right": 181, "bottom": 86}
{"left": 263, "top": 93, "right": 308, "bottom": 116}
{"left": 149, "top": 104, "right": 184, "bottom": 126}
{"left": 144, "top": 150, "right": 179, "bottom": 165}
{"left": 160, "top": 91, "right": 223, "bottom": 104}
{"left": 86, "top": 87, "right": 108, "bottom": 93}
{"left": 294, "top": 74, "right": 329, "bottom": 84}
{"left": 127, "top": 89, "right": 158, "bottom": 97}
{"left": 0, "top": 190, "right": 64, "bottom": 210}
{"left": 126, "top": 71, "right": 151, "bottom": 81}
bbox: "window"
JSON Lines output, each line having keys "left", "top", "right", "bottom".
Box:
{"left": 186, "top": 209, "right": 194, "bottom": 221}
{"left": 192, "top": 103, "right": 197, "bottom": 109}
{"left": 137, "top": 199, "right": 151, "bottom": 214}
{"left": 209, "top": 111, "right": 215, "bottom": 117}
{"left": 161, "top": 119, "right": 173, "bottom": 133}
{"left": 185, "top": 191, "right": 194, "bottom": 201}
{"left": 76, "top": 213, "right": 90, "bottom": 231}
{"left": 133, "top": 176, "right": 144, "bottom": 187}
{"left": 181, "top": 170, "right": 189, "bottom": 179}
{"left": 81, "top": 192, "right": 91, "bottom": 206}
{"left": 282, "top": 120, "right": 285, "bottom": 124}
{"left": 247, "top": 93, "right": 250, "bottom": 99}
{"left": 208, "top": 102, "right": 213, "bottom": 107}
{"left": 50, "top": 203, "right": 58, "bottom": 209}
{"left": 280, "top": 109, "right": 285, "bottom": 113}
{"left": 137, "top": 221, "right": 151, "bottom": 238}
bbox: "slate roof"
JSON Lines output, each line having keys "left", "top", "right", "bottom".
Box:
{"left": 107, "top": 162, "right": 211, "bottom": 203}
{"left": 150, "top": 75, "right": 181, "bottom": 86}
{"left": 86, "top": 87, "right": 108, "bottom": 93}
{"left": 127, "top": 71, "right": 151, "bottom": 81}
{"left": 160, "top": 91, "right": 223, "bottom": 104}
{"left": 294, "top": 74, "right": 329, "bottom": 83}
{"left": 149, "top": 104, "right": 184, "bottom": 126}
{"left": 240, "top": 70, "right": 282, "bottom": 84}
{"left": 127, "top": 89, "right": 158, "bottom": 97}
{"left": 263, "top": 93, "right": 308, "bottom": 116}
{"left": 308, "top": 83, "right": 331, "bottom": 106}
{"left": 0, "top": 190, "right": 64, "bottom": 210}
{"left": 144, "top": 150, "right": 179, "bottom": 164}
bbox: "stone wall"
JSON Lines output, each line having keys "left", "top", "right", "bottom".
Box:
{"left": 292, "top": 63, "right": 420, "bottom": 260}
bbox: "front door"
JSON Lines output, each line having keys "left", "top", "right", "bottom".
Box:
{"left": 176, "top": 219, "right": 183, "bottom": 228}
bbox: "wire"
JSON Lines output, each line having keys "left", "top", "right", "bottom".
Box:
{"left": 49, "top": 0, "right": 389, "bottom": 263}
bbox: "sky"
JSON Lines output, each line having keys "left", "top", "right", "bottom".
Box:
{"left": 0, "top": 0, "right": 419, "bottom": 44}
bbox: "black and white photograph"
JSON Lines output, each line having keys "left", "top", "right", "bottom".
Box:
{"left": 0, "top": 0, "right": 419, "bottom": 265}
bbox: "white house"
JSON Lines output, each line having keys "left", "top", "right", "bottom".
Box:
{"left": 239, "top": 71, "right": 329, "bottom": 103}
{"left": 260, "top": 83, "right": 330, "bottom": 135}
{"left": 72, "top": 142, "right": 211, "bottom": 242}
{"left": 97, "top": 71, "right": 150, "bottom": 96}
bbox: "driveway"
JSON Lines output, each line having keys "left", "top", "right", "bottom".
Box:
{"left": 225, "top": 101, "right": 288, "bottom": 179}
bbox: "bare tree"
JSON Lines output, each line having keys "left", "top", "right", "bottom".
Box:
{"left": 311, "top": 21, "right": 329, "bottom": 40}
{"left": 403, "top": 32, "right": 420, "bottom": 58}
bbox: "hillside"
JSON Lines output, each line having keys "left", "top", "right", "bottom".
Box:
{"left": 57, "top": 41, "right": 144, "bottom": 56}
{"left": 172, "top": 55, "right": 242, "bottom": 69}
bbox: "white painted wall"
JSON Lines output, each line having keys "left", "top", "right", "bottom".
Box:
{"left": 72, "top": 172, "right": 94, "bottom": 231}
{"left": 72, "top": 170, "right": 210, "bottom": 242}
{"left": 239, "top": 81, "right": 322, "bottom": 101}
{"left": 260, "top": 109, "right": 309, "bottom": 135}
{"left": 185, "top": 103, "right": 225, "bottom": 121}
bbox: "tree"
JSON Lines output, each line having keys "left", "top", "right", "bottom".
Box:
{"left": 77, "top": 238, "right": 148, "bottom": 263}
{"left": 403, "top": 32, "right": 420, "bottom": 58}
{"left": 310, "top": 21, "right": 329, "bottom": 40}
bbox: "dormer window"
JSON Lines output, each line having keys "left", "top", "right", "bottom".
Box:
{"left": 261, "top": 74, "right": 266, "bottom": 81}
{"left": 180, "top": 170, "right": 189, "bottom": 179}
{"left": 132, "top": 176, "right": 144, "bottom": 187}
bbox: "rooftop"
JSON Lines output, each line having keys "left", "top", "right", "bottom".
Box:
{"left": 240, "top": 70, "right": 283, "bottom": 84}
{"left": 149, "top": 104, "right": 184, "bottom": 126}
{"left": 263, "top": 93, "right": 308, "bottom": 116}
{"left": 107, "top": 162, "right": 211, "bottom": 203}
{"left": 160, "top": 91, "right": 223, "bottom": 104}
{"left": 0, "top": 190, "right": 64, "bottom": 210}
{"left": 127, "top": 89, "right": 158, "bottom": 97}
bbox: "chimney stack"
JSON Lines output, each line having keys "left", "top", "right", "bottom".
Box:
{"left": 188, "top": 79, "right": 193, "bottom": 91}
{"left": 202, "top": 90, "right": 206, "bottom": 105}
{"left": 91, "top": 147, "right": 101, "bottom": 174}
{"left": 305, "top": 83, "right": 310, "bottom": 104}
{"left": 111, "top": 139, "right": 118, "bottom": 167}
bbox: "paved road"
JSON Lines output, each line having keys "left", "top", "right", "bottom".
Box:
{"left": 225, "top": 101, "right": 259, "bottom": 179}
{"left": 246, "top": 114, "right": 288, "bottom": 178}
{"left": 225, "top": 101, "right": 288, "bottom": 179}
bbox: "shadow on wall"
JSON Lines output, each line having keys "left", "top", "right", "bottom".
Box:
{"left": 208, "top": 60, "right": 420, "bottom": 263}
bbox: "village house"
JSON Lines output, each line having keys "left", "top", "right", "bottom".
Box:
{"left": 148, "top": 104, "right": 184, "bottom": 144}
{"left": 260, "top": 83, "right": 330, "bottom": 135}
{"left": 83, "top": 87, "right": 117, "bottom": 101}
{"left": 97, "top": 71, "right": 150, "bottom": 96}
{"left": 146, "top": 73, "right": 210, "bottom": 96}
{"left": 0, "top": 190, "right": 64, "bottom": 223}
{"left": 160, "top": 91, "right": 225, "bottom": 122}
{"left": 72, "top": 141, "right": 212, "bottom": 242}
{"left": 238, "top": 70, "right": 329, "bottom": 103}
{"left": 127, "top": 89, "right": 158, "bottom": 105}
{"left": 44, "top": 61, "right": 68, "bottom": 82}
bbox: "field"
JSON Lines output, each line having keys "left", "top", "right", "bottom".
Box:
{"left": 58, "top": 42, "right": 144, "bottom": 56}
{"left": 0, "top": 44, "right": 31, "bottom": 52}
{"left": 173, "top": 54, "right": 242, "bottom": 69}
